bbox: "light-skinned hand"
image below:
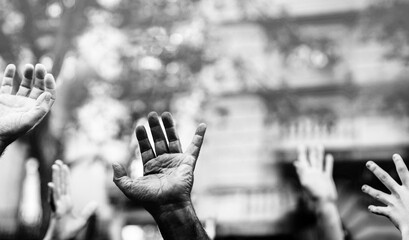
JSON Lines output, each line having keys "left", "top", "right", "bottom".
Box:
{"left": 44, "top": 160, "right": 97, "bottom": 240}
{"left": 294, "top": 145, "right": 344, "bottom": 240}
{"left": 0, "top": 64, "right": 56, "bottom": 148}
{"left": 362, "top": 154, "right": 409, "bottom": 239}
{"left": 294, "top": 145, "right": 337, "bottom": 203}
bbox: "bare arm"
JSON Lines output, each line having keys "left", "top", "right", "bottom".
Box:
{"left": 113, "top": 112, "right": 210, "bottom": 240}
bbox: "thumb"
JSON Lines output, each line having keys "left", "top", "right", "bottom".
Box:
{"left": 112, "top": 162, "right": 128, "bottom": 180}
{"left": 80, "top": 201, "right": 98, "bottom": 221}
{"left": 112, "top": 162, "right": 134, "bottom": 196}
{"left": 24, "top": 92, "right": 51, "bottom": 128}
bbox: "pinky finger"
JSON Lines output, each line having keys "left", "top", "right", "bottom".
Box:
{"left": 325, "top": 154, "right": 334, "bottom": 176}
{"left": 44, "top": 73, "right": 56, "bottom": 106}
{"left": 368, "top": 205, "right": 390, "bottom": 217}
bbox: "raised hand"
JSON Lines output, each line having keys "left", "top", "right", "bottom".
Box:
{"left": 113, "top": 112, "right": 210, "bottom": 240}
{"left": 362, "top": 154, "right": 409, "bottom": 239}
{"left": 294, "top": 145, "right": 337, "bottom": 202}
{"left": 0, "top": 64, "right": 56, "bottom": 150}
{"left": 113, "top": 112, "right": 206, "bottom": 212}
{"left": 294, "top": 145, "right": 343, "bottom": 240}
{"left": 44, "top": 160, "right": 97, "bottom": 240}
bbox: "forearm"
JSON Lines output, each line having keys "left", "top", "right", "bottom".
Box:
{"left": 151, "top": 202, "right": 210, "bottom": 240}
{"left": 401, "top": 226, "right": 409, "bottom": 240}
{"left": 315, "top": 201, "right": 344, "bottom": 240}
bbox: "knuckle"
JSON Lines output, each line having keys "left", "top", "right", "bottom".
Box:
{"left": 379, "top": 173, "right": 388, "bottom": 181}
{"left": 398, "top": 167, "right": 406, "bottom": 173}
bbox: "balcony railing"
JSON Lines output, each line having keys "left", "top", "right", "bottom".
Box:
{"left": 272, "top": 116, "right": 409, "bottom": 149}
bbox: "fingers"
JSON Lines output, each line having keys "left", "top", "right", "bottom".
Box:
{"left": 308, "top": 145, "right": 322, "bottom": 168}
{"left": 324, "top": 154, "right": 334, "bottom": 176}
{"left": 296, "top": 145, "right": 309, "bottom": 168}
{"left": 61, "top": 162, "right": 71, "bottom": 196}
{"left": 392, "top": 154, "right": 409, "bottom": 186}
{"left": 362, "top": 184, "right": 392, "bottom": 205}
{"left": 148, "top": 112, "right": 169, "bottom": 156}
{"left": 28, "top": 64, "right": 46, "bottom": 99}
{"left": 1, "top": 64, "right": 16, "bottom": 94}
{"left": 316, "top": 145, "right": 324, "bottom": 169}
{"left": 44, "top": 73, "right": 56, "bottom": 105}
{"left": 366, "top": 161, "right": 399, "bottom": 194}
{"left": 55, "top": 160, "right": 66, "bottom": 195}
{"left": 52, "top": 162, "right": 62, "bottom": 201}
{"left": 135, "top": 126, "right": 156, "bottom": 164}
{"left": 112, "top": 162, "right": 135, "bottom": 197}
{"left": 16, "top": 64, "right": 34, "bottom": 96}
{"left": 161, "top": 112, "right": 182, "bottom": 153}
{"left": 186, "top": 123, "right": 207, "bottom": 169}
{"left": 51, "top": 160, "right": 72, "bottom": 202}
{"left": 368, "top": 205, "right": 390, "bottom": 218}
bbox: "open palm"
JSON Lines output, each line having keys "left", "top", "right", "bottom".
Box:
{"left": 0, "top": 64, "right": 55, "bottom": 145}
{"left": 363, "top": 154, "right": 409, "bottom": 235}
{"left": 294, "top": 145, "right": 337, "bottom": 202}
{"left": 113, "top": 112, "right": 206, "bottom": 212}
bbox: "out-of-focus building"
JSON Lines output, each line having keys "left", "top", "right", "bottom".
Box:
{"left": 1, "top": 1, "right": 408, "bottom": 240}
{"left": 191, "top": 0, "right": 409, "bottom": 239}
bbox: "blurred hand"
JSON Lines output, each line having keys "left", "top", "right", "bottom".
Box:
{"left": 113, "top": 112, "right": 207, "bottom": 214}
{"left": 294, "top": 145, "right": 337, "bottom": 202}
{"left": 362, "top": 154, "right": 409, "bottom": 237}
{"left": 45, "top": 160, "right": 97, "bottom": 240}
{"left": 0, "top": 64, "right": 55, "bottom": 147}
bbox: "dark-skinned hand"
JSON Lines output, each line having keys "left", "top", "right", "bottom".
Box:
{"left": 112, "top": 112, "right": 207, "bottom": 214}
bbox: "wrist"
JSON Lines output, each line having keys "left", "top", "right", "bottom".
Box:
{"left": 315, "top": 198, "right": 337, "bottom": 207}
{"left": 401, "top": 225, "right": 409, "bottom": 240}
{"left": 149, "top": 201, "right": 208, "bottom": 240}
{"left": 149, "top": 200, "right": 194, "bottom": 220}
{"left": 314, "top": 200, "right": 339, "bottom": 218}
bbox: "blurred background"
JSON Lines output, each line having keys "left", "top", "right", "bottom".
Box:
{"left": 0, "top": 0, "right": 409, "bottom": 239}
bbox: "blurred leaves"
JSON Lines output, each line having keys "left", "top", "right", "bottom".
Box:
{"left": 361, "top": 0, "right": 409, "bottom": 63}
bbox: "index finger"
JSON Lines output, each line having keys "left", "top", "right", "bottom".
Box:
{"left": 0, "top": 64, "right": 16, "bottom": 94}
{"left": 366, "top": 161, "right": 399, "bottom": 194}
